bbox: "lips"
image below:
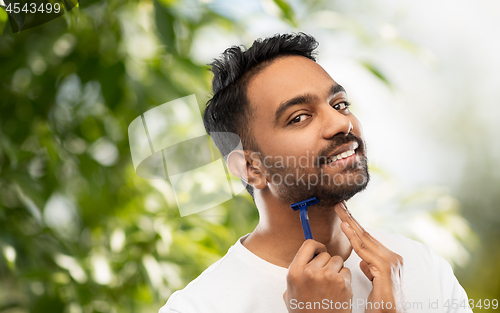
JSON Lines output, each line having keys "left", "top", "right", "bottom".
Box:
{"left": 321, "top": 141, "right": 359, "bottom": 166}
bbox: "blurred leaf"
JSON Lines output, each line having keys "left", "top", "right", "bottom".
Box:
{"left": 360, "top": 61, "right": 391, "bottom": 88}
{"left": 154, "top": 0, "right": 177, "bottom": 53}
{"left": 273, "top": 0, "right": 297, "bottom": 27}
{"left": 3, "top": 1, "right": 26, "bottom": 33}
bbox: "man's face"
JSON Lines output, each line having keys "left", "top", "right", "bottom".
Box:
{"left": 246, "top": 55, "right": 369, "bottom": 207}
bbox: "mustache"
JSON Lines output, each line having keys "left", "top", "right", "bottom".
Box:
{"left": 316, "top": 133, "right": 366, "bottom": 167}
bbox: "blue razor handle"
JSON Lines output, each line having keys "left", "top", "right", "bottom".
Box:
{"left": 291, "top": 197, "right": 320, "bottom": 240}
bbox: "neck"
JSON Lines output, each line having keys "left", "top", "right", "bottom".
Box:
{"left": 241, "top": 189, "right": 352, "bottom": 268}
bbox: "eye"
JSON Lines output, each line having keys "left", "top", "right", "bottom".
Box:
{"left": 332, "top": 101, "right": 351, "bottom": 110}
{"left": 289, "top": 114, "right": 310, "bottom": 125}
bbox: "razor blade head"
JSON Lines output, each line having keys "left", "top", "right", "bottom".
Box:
{"left": 290, "top": 196, "right": 319, "bottom": 211}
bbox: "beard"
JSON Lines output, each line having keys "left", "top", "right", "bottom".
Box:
{"left": 260, "top": 133, "right": 370, "bottom": 208}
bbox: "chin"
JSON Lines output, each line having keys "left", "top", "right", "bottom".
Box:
{"left": 277, "top": 169, "right": 370, "bottom": 206}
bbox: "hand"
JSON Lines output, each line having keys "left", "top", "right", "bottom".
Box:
{"left": 335, "top": 201, "right": 405, "bottom": 313}
{"left": 283, "top": 239, "right": 352, "bottom": 313}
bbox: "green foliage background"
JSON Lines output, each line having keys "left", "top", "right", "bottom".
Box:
{"left": 0, "top": 0, "right": 498, "bottom": 312}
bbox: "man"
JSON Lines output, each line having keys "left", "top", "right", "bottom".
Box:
{"left": 160, "top": 33, "right": 471, "bottom": 313}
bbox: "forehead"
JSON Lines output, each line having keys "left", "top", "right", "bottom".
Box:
{"left": 246, "top": 56, "right": 336, "bottom": 120}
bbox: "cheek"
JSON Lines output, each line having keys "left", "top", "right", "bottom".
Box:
{"left": 257, "top": 130, "right": 318, "bottom": 167}
{"left": 264, "top": 135, "right": 315, "bottom": 156}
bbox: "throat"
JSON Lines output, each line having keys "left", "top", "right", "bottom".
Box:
{"left": 241, "top": 218, "right": 351, "bottom": 268}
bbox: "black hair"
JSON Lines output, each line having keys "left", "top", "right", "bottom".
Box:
{"left": 203, "top": 32, "right": 319, "bottom": 200}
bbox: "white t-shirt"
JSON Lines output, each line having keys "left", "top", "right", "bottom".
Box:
{"left": 160, "top": 229, "right": 472, "bottom": 313}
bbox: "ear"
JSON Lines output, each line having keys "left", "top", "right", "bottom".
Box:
{"left": 227, "top": 150, "right": 248, "bottom": 182}
{"left": 227, "top": 150, "right": 267, "bottom": 190}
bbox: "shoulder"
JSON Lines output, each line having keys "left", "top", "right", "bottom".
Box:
{"left": 367, "top": 228, "right": 457, "bottom": 280}
{"left": 366, "top": 229, "right": 472, "bottom": 312}
{"left": 159, "top": 242, "right": 242, "bottom": 312}
{"left": 159, "top": 234, "right": 287, "bottom": 313}
{"left": 367, "top": 228, "right": 429, "bottom": 252}
{"left": 367, "top": 228, "right": 442, "bottom": 266}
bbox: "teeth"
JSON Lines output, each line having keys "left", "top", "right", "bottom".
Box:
{"left": 326, "top": 149, "right": 355, "bottom": 164}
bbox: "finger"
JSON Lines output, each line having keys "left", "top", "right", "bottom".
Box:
{"left": 335, "top": 201, "right": 368, "bottom": 236}
{"left": 308, "top": 251, "right": 333, "bottom": 268}
{"left": 340, "top": 201, "right": 392, "bottom": 254}
{"left": 289, "top": 239, "right": 327, "bottom": 268}
{"left": 335, "top": 202, "right": 382, "bottom": 254}
{"left": 339, "top": 266, "right": 352, "bottom": 284}
{"left": 344, "top": 209, "right": 402, "bottom": 261}
{"left": 324, "top": 255, "right": 344, "bottom": 272}
{"left": 340, "top": 221, "right": 381, "bottom": 265}
{"left": 335, "top": 203, "right": 376, "bottom": 251}
{"left": 359, "top": 260, "right": 374, "bottom": 281}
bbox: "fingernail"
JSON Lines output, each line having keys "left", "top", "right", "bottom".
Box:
{"left": 343, "top": 203, "right": 352, "bottom": 216}
{"left": 342, "top": 201, "right": 349, "bottom": 212}
{"left": 343, "top": 222, "right": 352, "bottom": 230}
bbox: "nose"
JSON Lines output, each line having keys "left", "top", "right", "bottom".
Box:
{"left": 319, "top": 105, "right": 353, "bottom": 139}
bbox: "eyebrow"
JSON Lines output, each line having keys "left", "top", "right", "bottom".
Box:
{"left": 274, "top": 84, "right": 346, "bottom": 126}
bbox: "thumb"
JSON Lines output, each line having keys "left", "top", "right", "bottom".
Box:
{"left": 283, "top": 289, "right": 287, "bottom": 301}
{"left": 360, "top": 260, "right": 374, "bottom": 281}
